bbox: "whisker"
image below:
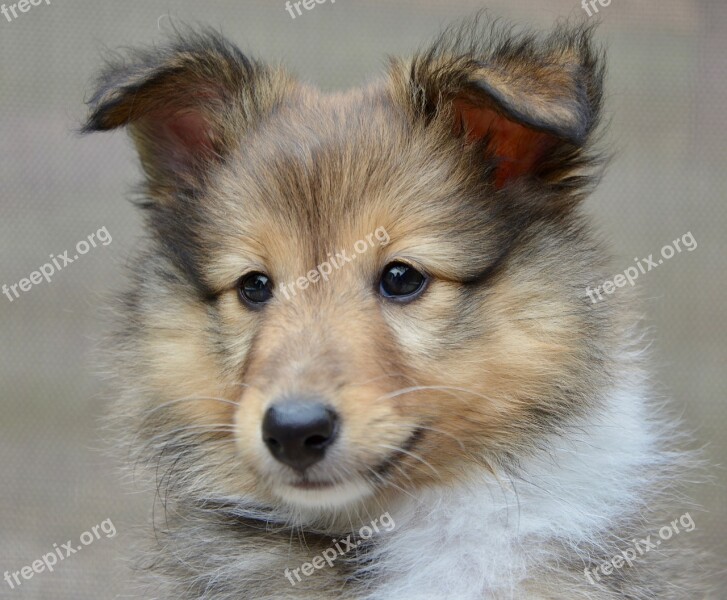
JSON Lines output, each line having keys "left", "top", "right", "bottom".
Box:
{"left": 363, "top": 465, "right": 418, "bottom": 502}
{"left": 138, "top": 396, "right": 242, "bottom": 425}
{"left": 378, "top": 385, "right": 496, "bottom": 404}
{"left": 389, "top": 422, "right": 466, "bottom": 451}
{"left": 376, "top": 443, "right": 439, "bottom": 478}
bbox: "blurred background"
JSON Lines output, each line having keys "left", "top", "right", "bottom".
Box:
{"left": 1, "top": 0, "right": 725, "bottom": 597}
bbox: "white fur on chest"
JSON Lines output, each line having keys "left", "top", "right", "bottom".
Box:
{"left": 361, "top": 380, "right": 660, "bottom": 599}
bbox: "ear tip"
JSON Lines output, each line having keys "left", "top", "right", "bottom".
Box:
{"left": 81, "top": 90, "right": 128, "bottom": 132}
{"left": 81, "top": 27, "right": 258, "bottom": 136}
{"left": 80, "top": 113, "right": 108, "bottom": 134}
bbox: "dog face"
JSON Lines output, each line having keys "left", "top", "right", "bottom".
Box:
{"left": 86, "top": 23, "right": 612, "bottom": 513}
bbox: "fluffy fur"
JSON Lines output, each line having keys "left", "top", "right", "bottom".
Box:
{"left": 85, "top": 17, "right": 711, "bottom": 599}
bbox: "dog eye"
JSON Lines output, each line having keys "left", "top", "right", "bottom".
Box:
{"left": 379, "top": 262, "right": 427, "bottom": 301}
{"left": 238, "top": 272, "right": 273, "bottom": 306}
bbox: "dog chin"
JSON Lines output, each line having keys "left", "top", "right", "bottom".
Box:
{"left": 270, "top": 476, "right": 374, "bottom": 509}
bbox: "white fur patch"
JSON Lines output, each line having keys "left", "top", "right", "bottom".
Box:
{"left": 271, "top": 477, "right": 375, "bottom": 509}
{"left": 357, "top": 377, "right": 663, "bottom": 599}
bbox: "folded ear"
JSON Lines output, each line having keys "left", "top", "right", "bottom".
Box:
{"left": 83, "top": 29, "right": 294, "bottom": 197}
{"left": 394, "top": 19, "right": 605, "bottom": 192}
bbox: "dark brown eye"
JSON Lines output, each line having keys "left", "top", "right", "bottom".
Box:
{"left": 379, "top": 262, "right": 427, "bottom": 301}
{"left": 238, "top": 272, "right": 273, "bottom": 306}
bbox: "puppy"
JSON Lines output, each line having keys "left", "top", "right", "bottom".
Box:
{"left": 84, "top": 17, "right": 710, "bottom": 599}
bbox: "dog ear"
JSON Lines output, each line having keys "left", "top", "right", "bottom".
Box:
{"left": 396, "top": 20, "right": 605, "bottom": 192}
{"left": 83, "top": 30, "right": 293, "bottom": 196}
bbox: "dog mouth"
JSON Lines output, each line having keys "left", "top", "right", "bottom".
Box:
{"left": 285, "top": 426, "right": 426, "bottom": 488}
{"left": 288, "top": 479, "right": 338, "bottom": 490}
{"left": 272, "top": 475, "right": 375, "bottom": 508}
{"left": 371, "top": 426, "right": 426, "bottom": 478}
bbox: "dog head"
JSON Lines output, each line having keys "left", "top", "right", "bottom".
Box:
{"left": 86, "top": 21, "right": 612, "bottom": 515}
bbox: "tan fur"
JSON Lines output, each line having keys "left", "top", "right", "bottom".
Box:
{"left": 84, "top": 19, "right": 710, "bottom": 600}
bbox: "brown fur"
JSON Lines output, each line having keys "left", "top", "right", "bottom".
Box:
{"left": 84, "top": 18, "right": 711, "bottom": 600}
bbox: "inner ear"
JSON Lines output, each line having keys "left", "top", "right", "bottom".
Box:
{"left": 166, "top": 111, "right": 216, "bottom": 154}
{"left": 82, "top": 30, "right": 292, "bottom": 196}
{"left": 139, "top": 107, "right": 220, "bottom": 174}
{"left": 453, "top": 99, "right": 559, "bottom": 189}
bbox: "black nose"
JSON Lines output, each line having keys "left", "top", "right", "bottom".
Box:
{"left": 262, "top": 401, "right": 338, "bottom": 471}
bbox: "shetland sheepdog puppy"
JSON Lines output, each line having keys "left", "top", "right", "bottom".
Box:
{"left": 84, "top": 17, "right": 710, "bottom": 600}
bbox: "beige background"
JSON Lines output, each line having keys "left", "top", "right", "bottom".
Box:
{"left": 1, "top": 1, "right": 725, "bottom": 597}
